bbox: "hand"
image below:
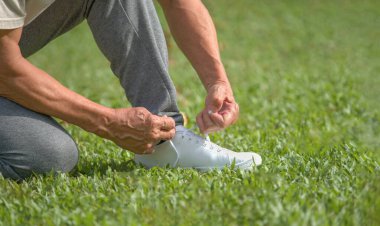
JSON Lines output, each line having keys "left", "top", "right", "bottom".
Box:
{"left": 196, "top": 82, "right": 239, "bottom": 134}
{"left": 103, "top": 107, "right": 175, "bottom": 154}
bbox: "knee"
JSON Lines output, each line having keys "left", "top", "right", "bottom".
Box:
{"left": 0, "top": 136, "right": 79, "bottom": 181}
{"left": 17, "top": 134, "right": 79, "bottom": 179}
{"left": 41, "top": 135, "right": 79, "bottom": 174}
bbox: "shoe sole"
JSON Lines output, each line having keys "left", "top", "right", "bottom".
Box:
{"left": 135, "top": 155, "right": 262, "bottom": 172}
{"left": 193, "top": 158, "right": 261, "bottom": 172}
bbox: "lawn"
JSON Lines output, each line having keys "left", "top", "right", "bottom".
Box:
{"left": 1, "top": 0, "right": 379, "bottom": 225}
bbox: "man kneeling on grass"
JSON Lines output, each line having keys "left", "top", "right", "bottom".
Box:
{"left": 0, "top": 0, "right": 261, "bottom": 180}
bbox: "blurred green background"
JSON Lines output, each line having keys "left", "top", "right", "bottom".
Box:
{"left": 0, "top": 0, "right": 379, "bottom": 225}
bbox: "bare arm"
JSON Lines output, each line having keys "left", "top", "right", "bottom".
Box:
{"left": 158, "top": 0, "right": 239, "bottom": 133}
{"left": 0, "top": 29, "right": 112, "bottom": 134}
{"left": 0, "top": 28, "right": 175, "bottom": 154}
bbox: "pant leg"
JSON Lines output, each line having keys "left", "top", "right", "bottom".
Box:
{"left": 19, "top": 0, "right": 89, "bottom": 57}
{"left": 86, "top": 0, "right": 184, "bottom": 125}
{"left": 0, "top": 98, "right": 79, "bottom": 181}
{"left": 5, "top": 0, "right": 85, "bottom": 180}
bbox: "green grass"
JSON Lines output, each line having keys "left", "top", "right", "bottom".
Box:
{"left": 1, "top": 0, "right": 379, "bottom": 225}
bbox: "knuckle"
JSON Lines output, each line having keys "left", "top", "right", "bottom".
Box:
{"left": 166, "top": 118, "right": 175, "bottom": 128}
{"left": 150, "top": 132, "right": 160, "bottom": 141}
{"left": 148, "top": 116, "right": 159, "bottom": 128}
{"left": 211, "top": 97, "right": 224, "bottom": 106}
{"left": 153, "top": 117, "right": 161, "bottom": 127}
{"left": 216, "top": 97, "right": 224, "bottom": 103}
{"left": 134, "top": 107, "right": 153, "bottom": 126}
{"left": 169, "top": 130, "right": 175, "bottom": 139}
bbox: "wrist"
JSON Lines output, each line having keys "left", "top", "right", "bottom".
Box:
{"left": 206, "top": 80, "right": 234, "bottom": 97}
{"left": 200, "top": 63, "right": 231, "bottom": 93}
{"left": 205, "top": 80, "right": 227, "bottom": 90}
{"left": 84, "top": 106, "right": 115, "bottom": 139}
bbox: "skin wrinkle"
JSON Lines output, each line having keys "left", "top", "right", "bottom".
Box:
{"left": 159, "top": 0, "right": 239, "bottom": 134}
{"left": 0, "top": 0, "right": 236, "bottom": 154}
{"left": 108, "top": 107, "right": 175, "bottom": 153}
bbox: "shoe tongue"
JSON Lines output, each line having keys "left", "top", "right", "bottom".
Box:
{"left": 175, "top": 126, "right": 203, "bottom": 139}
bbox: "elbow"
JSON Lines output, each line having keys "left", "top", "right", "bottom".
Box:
{"left": 0, "top": 64, "right": 11, "bottom": 97}
{"left": 0, "top": 56, "right": 22, "bottom": 82}
{"left": 0, "top": 28, "right": 25, "bottom": 95}
{"left": 0, "top": 50, "right": 24, "bottom": 80}
{"left": 0, "top": 60, "right": 16, "bottom": 80}
{"left": 0, "top": 59, "right": 20, "bottom": 96}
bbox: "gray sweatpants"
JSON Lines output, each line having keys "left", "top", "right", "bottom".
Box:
{"left": 0, "top": 0, "right": 183, "bottom": 180}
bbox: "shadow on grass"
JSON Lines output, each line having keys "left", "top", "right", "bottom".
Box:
{"left": 73, "top": 159, "right": 138, "bottom": 177}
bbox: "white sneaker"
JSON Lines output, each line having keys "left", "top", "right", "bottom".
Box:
{"left": 134, "top": 126, "right": 262, "bottom": 171}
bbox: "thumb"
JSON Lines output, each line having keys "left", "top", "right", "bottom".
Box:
{"left": 208, "top": 95, "right": 224, "bottom": 113}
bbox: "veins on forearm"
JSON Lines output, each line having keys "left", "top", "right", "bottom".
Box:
{"left": 163, "top": 0, "right": 228, "bottom": 90}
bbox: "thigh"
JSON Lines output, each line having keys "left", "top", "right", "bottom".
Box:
{"left": 19, "top": 0, "right": 88, "bottom": 57}
{"left": 0, "top": 98, "right": 79, "bottom": 180}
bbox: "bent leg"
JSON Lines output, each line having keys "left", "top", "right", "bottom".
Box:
{"left": 86, "top": 0, "right": 184, "bottom": 125}
{"left": 19, "top": 0, "right": 89, "bottom": 57}
{"left": 0, "top": 98, "right": 79, "bottom": 181}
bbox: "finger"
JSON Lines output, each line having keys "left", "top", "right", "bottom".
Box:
{"left": 202, "top": 110, "right": 215, "bottom": 128}
{"left": 213, "top": 102, "right": 239, "bottom": 127}
{"left": 196, "top": 112, "right": 206, "bottom": 133}
{"left": 116, "top": 140, "right": 151, "bottom": 155}
{"left": 141, "top": 148, "right": 155, "bottom": 155}
{"left": 209, "top": 112, "right": 225, "bottom": 128}
{"left": 142, "top": 146, "right": 155, "bottom": 155}
{"left": 157, "top": 128, "right": 176, "bottom": 141}
{"left": 160, "top": 115, "right": 176, "bottom": 131}
{"left": 231, "top": 104, "right": 240, "bottom": 124}
{"left": 138, "top": 142, "right": 156, "bottom": 155}
{"left": 208, "top": 95, "right": 225, "bottom": 113}
{"left": 202, "top": 111, "right": 220, "bottom": 134}
{"left": 221, "top": 107, "right": 238, "bottom": 126}
{"left": 151, "top": 115, "right": 175, "bottom": 131}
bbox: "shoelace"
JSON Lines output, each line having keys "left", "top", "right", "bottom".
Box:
{"left": 168, "top": 140, "right": 180, "bottom": 167}
{"left": 168, "top": 127, "right": 221, "bottom": 167}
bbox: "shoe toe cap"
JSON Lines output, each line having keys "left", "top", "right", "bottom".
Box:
{"left": 235, "top": 152, "right": 262, "bottom": 167}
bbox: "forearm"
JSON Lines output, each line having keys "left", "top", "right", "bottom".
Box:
{"left": 0, "top": 28, "right": 175, "bottom": 153}
{"left": 160, "top": 0, "right": 230, "bottom": 91}
{"left": 0, "top": 57, "right": 112, "bottom": 136}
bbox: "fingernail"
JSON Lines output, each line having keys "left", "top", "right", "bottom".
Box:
{"left": 208, "top": 110, "right": 213, "bottom": 115}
